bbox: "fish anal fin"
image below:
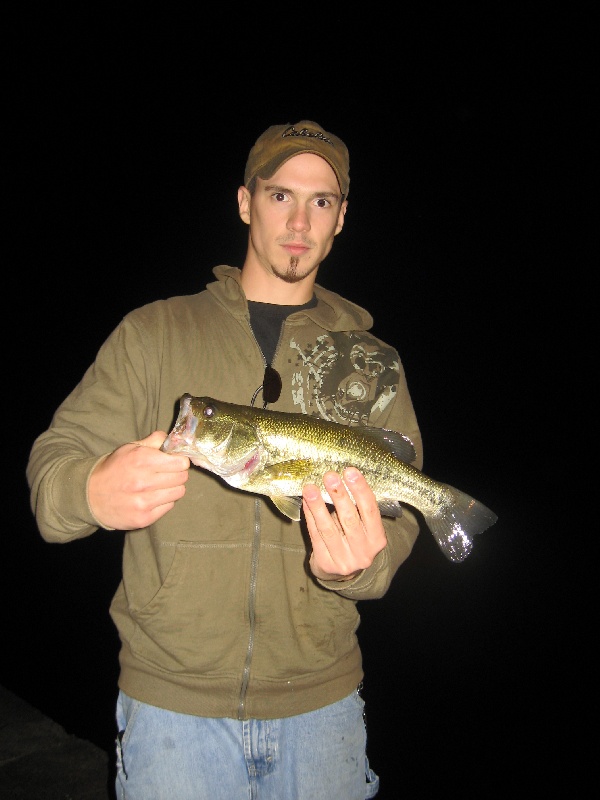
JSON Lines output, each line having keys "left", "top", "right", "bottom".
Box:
{"left": 377, "top": 500, "right": 404, "bottom": 518}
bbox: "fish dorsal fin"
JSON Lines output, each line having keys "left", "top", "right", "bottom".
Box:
{"left": 270, "top": 495, "right": 302, "bottom": 521}
{"left": 356, "top": 427, "right": 417, "bottom": 464}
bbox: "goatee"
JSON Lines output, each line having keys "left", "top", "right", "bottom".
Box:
{"left": 274, "top": 256, "right": 304, "bottom": 284}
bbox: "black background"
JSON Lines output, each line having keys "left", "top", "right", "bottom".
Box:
{"left": 5, "top": 8, "right": 593, "bottom": 798}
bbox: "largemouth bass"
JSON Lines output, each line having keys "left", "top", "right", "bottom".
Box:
{"left": 161, "top": 394, "right": 497, "bottom": 562}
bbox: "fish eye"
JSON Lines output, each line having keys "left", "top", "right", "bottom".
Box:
{"left": 203, "top": 405, "right": 215, "bottom": 418}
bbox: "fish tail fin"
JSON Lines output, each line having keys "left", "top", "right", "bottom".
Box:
{"left": 425, "top": 485, "right": 498, "bottom": 563}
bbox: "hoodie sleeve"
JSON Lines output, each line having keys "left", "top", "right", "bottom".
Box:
{"left": 26, "top": 308, "right": 161, "bottom": 543}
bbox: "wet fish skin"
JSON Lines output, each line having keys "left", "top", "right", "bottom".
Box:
{"left": 161, "top": 394, "right": 498, "bottom": 563}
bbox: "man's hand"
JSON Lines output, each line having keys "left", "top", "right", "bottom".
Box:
{"left": 88, "top": 431, "right": 190, "bottom": 531}
{"left": 302, "top": 467, "right": 387, "bottom": 581}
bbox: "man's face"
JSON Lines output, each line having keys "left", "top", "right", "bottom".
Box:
{"left": 241, "top": 153, "right": 347, "bottom": 285}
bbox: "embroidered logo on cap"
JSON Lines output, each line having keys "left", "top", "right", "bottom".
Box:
{"left": 281, "top": 125, "right": 334, "bottom": 146}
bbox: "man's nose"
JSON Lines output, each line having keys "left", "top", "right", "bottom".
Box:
{"left": 287, "top": 205, "right": 310, "bottom": 232}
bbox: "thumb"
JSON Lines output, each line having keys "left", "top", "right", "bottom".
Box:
{"left": 135, "top": 431, "right": 170, "bottom": 450}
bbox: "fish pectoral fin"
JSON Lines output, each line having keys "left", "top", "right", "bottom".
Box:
{"left": 377, "top": 500, "right": 404, "bottom": 518}
{"left": 270, "top": 495, "right": 302, "bottom": 521}
{"left": 261, "top": 459, "right": 315, "bottom": 487}
{"left": 259, "top": 460, "right": 313, "bottom": 522}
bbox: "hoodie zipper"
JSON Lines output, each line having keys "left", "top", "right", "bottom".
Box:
{"left": 237, "top": 496, "right": 262, "bottom": 719}
{"left": 237, "top": 315, "right": 289, "bottom": 717}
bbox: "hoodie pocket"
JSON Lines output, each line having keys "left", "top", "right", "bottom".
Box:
{"left": 127, "top": 540, "right": 252, "bottom": 674}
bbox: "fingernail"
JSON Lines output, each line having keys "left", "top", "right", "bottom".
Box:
{"left": 303, "top": 484, "right": 320, "bottom": 501}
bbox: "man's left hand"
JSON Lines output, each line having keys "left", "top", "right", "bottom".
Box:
{"left": 302, "top": 467, "right": 387, "bottom": 581}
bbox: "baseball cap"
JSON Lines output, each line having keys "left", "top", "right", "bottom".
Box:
{"left": 244, "top": 120, "right": 350, "bottom": 198}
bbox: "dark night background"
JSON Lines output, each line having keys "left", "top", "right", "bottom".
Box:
{"left": 5, "top": 9, "right": 593, "bottom": 799}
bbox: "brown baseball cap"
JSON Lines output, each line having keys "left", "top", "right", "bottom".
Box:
{"left": 244, "top": 120, "right": 350, "bottom": 198}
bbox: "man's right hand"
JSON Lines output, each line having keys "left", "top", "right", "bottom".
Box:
{"left": 88, "top": 431, "right": 190, "bottom": 531}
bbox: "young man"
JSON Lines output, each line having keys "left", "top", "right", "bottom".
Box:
{"left": 27, "top": 120, "right": 423, "bottom": 799}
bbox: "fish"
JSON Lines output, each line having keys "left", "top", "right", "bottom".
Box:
{"left": 161, "top": 394, "right": 498, "bottom": 562}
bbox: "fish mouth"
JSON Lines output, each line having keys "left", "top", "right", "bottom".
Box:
{"left": 161, "top": 395, "right": 198, "bottom": 453}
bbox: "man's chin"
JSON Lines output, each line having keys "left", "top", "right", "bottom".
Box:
{"left": 272, "top": 259, "right": 317, "bottom": 284}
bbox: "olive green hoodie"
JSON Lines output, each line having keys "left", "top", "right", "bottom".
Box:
{"left": 26, "top": 265, "right": 422, "bottom": 720}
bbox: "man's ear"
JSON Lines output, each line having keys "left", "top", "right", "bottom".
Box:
{"left": 238, "top": 186, "right": 251, "bottom": 225}
{"left": 334, "top": 200, "right": 348, "bottom": 236}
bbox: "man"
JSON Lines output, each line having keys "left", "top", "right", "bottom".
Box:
{"left": 27, "top": 120, "right": 423, "bottom": 799}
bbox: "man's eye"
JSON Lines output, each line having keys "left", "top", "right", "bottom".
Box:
{"left": 315, "top": 198, "right": 330, "bottom": 208}
{"left": 273, "top": 192, "right": 287, "bottom": 202}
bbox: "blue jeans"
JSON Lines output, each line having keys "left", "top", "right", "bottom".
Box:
{"left": 115, "top": 687, "right": 379, "bottom": 799}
